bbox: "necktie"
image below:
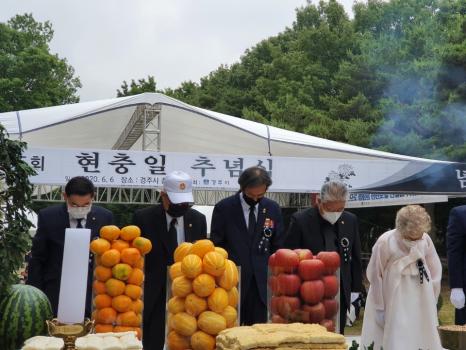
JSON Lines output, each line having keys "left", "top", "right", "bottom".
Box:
{"left": 168, "top": 218, "right": 178, "bottom": 263}
{"left": 248, "top": 205, "right": 256, "bottom": 236}
{"left": 323, "top": 223, "right": 337, "bottom": 251}
{"left": 77, "top": 218, "right": 83, "bottom": 229}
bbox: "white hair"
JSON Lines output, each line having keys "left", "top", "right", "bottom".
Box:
{"left": 396, "top": 205, "right": 431, "bottom": 240}
{"left": 320, "top": 181, "right": 348, "bottom": 202}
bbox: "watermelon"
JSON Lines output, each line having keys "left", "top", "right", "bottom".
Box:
{"left": 0, "top": 284, "right": 53, "bottom": 350}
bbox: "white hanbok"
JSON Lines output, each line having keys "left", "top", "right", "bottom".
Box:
{"left": 361, "top": 229, "right": 442, "bottom": 350}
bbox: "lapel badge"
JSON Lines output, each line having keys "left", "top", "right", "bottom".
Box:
{"left": 189, "top": 223, "right": 192, "bottom": 228}
{"left": 263, "top": 218, "right": 274, "bottom": 237}
{"left": 341, "top": 237, "right": 350, "bottom": 263}
{"left": 92, "top": 217, "right": 96, "bottom": 221}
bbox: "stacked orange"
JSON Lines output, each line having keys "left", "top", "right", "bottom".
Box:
{"left": 89, "top": 225, "right": 152, "bottom": 340}
{"left": 166, "top": 239, "right": 239, "bottom": 350}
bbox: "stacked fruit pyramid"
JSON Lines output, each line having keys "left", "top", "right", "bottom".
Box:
{"left": 268, "top": 248, "right": 340, "bottom": 331}
{"left": 89, "top": 225, "right": 152, "bottom": 339}
{"left": 166, "top": 239, "right": 239, "bottom": 350}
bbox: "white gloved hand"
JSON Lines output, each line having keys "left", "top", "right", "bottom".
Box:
{"left": 375, "top": 309, "right": 385, "bottom": 328}
{"left": 351, "top": 292, "right": 359, "bottom": 303}
{"left": 450, "top": 288, "right": 466, "bottom": 309}
{"left": 346, "top": 304, "right": 356, "bottom": 326}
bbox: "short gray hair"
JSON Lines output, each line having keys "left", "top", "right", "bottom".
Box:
{"left": 396, "top": 205, "right": 431, "bottom": 240}
{"left": 320, "top": 181, "right": 348, "bottom": 202}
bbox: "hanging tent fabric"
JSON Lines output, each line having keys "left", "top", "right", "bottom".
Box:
{"left": 0, "top": 92, "right": 433, "bottom": 161}
{"left": 0, "top": 93, "right": 463, "bottom": 199}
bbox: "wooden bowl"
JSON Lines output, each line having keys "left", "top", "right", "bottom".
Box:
{"left": 438, "top": 325, "right": 466, "bottom": 350}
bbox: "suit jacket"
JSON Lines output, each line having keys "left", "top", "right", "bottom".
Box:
{"left": 27, "top": 203, "right": 114, "bottom": 317}
{"left": 210, "top": 193, "right": 284, "bottom": 306}
{"left": 284, "top": 207, "right": 363, "bottom": 308}
{"left": 133, "top": 204, "right": 207, "bottom": 350}
{"left": 447, "top": 205, "right": 466, "bottom": 290}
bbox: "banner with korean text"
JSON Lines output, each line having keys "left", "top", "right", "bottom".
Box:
{"left": 23, "top": 147, "right": 466, "bottom": 194}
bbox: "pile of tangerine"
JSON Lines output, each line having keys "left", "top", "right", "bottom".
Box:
{"left": 90, "top": 225, "right": 152, "bottom": 339}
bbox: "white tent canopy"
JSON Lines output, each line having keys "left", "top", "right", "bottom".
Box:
{"left": 3, "top": 93, "right": 459, "bottom": 207}
{"left": 0, "top": 92, "right": 441, "bottom": 163}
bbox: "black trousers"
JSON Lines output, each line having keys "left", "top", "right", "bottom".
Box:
{"left": 241, "top": 276, "right": 267, "bottom": 325}
{"left": 339, "top": 291, "right": 347, "bottom": 334}
{"left": 142, "top": 296, "right": 166, "bottom": 350}
{"left": 455, "top": 307, "right": 466, "bottom": 325}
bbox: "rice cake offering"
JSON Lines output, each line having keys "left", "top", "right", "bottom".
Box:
{"left": 75, "top": 331, "right": 142, "bottom": 350}
{"left": 216, "top": 323, "right": 346, "bottom": 350}
{"left": 22, "top": 336, "right": 64, "bottom": 350}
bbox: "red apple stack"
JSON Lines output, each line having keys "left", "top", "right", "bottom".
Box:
{"left": 267, "top": 249, "right": 341, "bottom": 332}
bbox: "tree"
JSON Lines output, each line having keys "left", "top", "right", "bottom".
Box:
{"left": 123, "top": 0, "right": 465, "bottom": 160}
{"left": 354, "top": 0, "right": 466, "bottom": 161}
{"left": 0, "top": 14, "right": 81, "bottom": 112}
{"left": 0, "top": 124, "right": 35, "bottom": 295}
{"left": 117, "top": 76, "right": 158, "bottom": 97}
{"left": 166, "top": 0, "right": 376, "bottom": 146}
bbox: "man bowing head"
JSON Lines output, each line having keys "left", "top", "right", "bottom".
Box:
{"left": 133, "top": 171, "right": 207, "bottom": 350}
{"left": 284, "top": 181, "right": 363, "bottom": 334}
{"left": 211, "top": 166, "right": 284, "bottom": 325}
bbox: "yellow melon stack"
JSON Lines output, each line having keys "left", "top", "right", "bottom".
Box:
{"left": 167, "top": 239, "right": 239, "bottom": 350}
{"left": 89, "top": 225, "right": 152, "bottom": 340}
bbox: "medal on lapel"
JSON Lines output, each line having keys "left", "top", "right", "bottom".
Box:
{"left": 340, "top": 237, "right": 350, "bottom": 263}
{"left": 258, "top": 217, "right": 274, "bottom": 254}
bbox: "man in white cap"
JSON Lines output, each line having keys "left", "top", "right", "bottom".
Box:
{"left": 133, "top": 170, "right": 207, "bottom": 350}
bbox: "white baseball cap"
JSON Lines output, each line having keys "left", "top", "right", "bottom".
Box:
{"left": 163, "top": 171, "right": 194, "bottom": 204}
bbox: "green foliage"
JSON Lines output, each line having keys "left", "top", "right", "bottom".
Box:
{"left": 117, "top": 75, "right": 158, "bottom": 97}
{"left": 119, "top": 0, "right": 466, "bottom": 161}
{"left": 0, "top": 124, "right": 35, "bottom": 296}
{"left": 348, "top": 341, "right": 376, "bottom": 350}
{"left": 354, "top": 0, "right": 466, "bottom": 161}
{"left": 0, "top": 14, "right": 81, "bottom": 112}
{"left": 165, "top": 0, "right": 381, "bottom": 147}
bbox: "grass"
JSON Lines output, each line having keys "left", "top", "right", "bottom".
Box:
{"left": 344, "top": 279, "right": 455, "bottom": 336}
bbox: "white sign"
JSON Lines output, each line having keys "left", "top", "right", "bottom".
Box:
{"left": 57, "top": 228, "right": 91, "bottom": 324}
{"left": 22, "top": 147, "right": 465, "bottom": 194}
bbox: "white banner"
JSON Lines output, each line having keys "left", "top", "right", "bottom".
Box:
{"left": 22, "top": 147, "right": 464, "bottom": 194}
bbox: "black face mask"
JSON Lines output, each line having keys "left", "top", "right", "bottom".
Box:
{"left": 167, "top": 203, "right": 191, "bottom": 217}
{"left": 243, "top": 193, "right": 262, "bottom": 207}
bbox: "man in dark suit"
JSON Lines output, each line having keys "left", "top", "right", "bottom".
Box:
{"left": 27, "top": 176, "right": 113, "bottom": 317}
{"left": 447, "top": 205, "right": 466, "bottom": 325}
{"left": 284, "top": 181, "right": 362, "bottom": 334}
{"left": 211, "top": 166, "right": 284, "bottom": 325}
{"left": 133, "top": 170, "right": 207, "bottom": 350}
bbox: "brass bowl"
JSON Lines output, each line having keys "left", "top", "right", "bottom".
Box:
{"left": 438, "top": 325, "right": 466, "bottom": 350}
{"left": 46, "top": 318, "right": 94, "bottom": 350}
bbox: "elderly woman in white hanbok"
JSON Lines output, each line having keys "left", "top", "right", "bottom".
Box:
{"left": 361, "top": 205, "right": 442, "bottom": 350}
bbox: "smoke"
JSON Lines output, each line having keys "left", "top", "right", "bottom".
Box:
{"left": 370, "top": 61, "right": 466, "bottom": 162}
{"left": 365, "top": 1, "right": 466, "bottom": 162}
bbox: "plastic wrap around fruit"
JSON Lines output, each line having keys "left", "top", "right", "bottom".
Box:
{"left": 165, "top": 240, "right": 240, "bottom": 350}
{"left": 267, "top": 248, "right": 340, "bottom": 332}
{"left": 89, "top": 225, "right": 153, "bottom": 340}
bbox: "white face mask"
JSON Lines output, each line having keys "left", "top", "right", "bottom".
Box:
{"left": 321, "top": 211, "right": 343, "bottom": 225}
{"left": 68, "top": 205, "right": 92, "bottom": 219}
